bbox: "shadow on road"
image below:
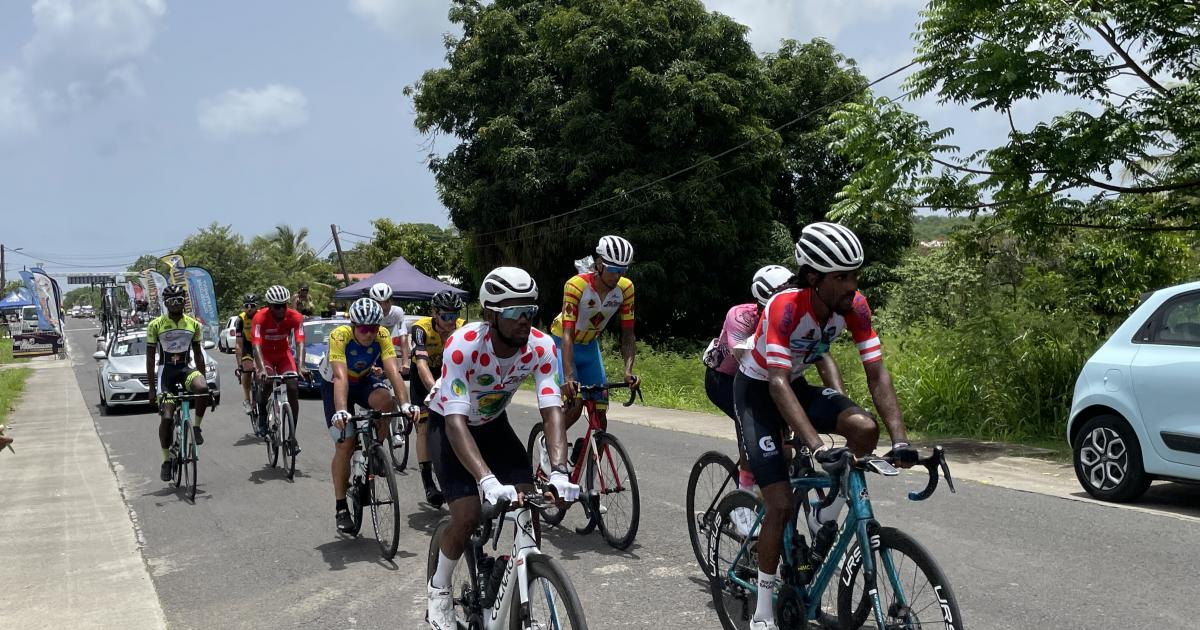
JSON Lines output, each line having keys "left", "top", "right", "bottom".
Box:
{"left": 405, "top": 507, "right": 445, "bottom": 536}
{"left": 539, "top": 516, "right": 643, "bottom": 561}
{"left": 314, "top": 537, "right": 409, "bottom": 571}
{"left": 247, "top": 467, "right": 312, "bottom": 484}
{"left": 1070, "top": 481, "right": 1200, "bottom": 520}
{"left": 143, "top": 484, "right": 211, "bottom": 505}
{"left": 233, "top": 434, "right": 263, "bottom": 447}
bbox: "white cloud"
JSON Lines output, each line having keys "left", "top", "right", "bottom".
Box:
{"left": 705, "top": 0, "right": 924, "bottom": 52}
{"left": 347, "top": 0, "right": 453, "bottom": 37}
{"left": 197, "top": 84, "right": 310, "bottom": 140}
{"left": 0, "top": 67, "right": 38, "bottom": 139}
{"left": 22, "top": 0, "right": 166, "bottom": 112}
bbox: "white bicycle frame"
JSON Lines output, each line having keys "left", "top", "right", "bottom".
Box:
{"left": 478, "top": 506, "right": 554, "bottom": 630}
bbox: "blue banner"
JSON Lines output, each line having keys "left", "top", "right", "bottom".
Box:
{"left": 19, "top": 270, "right": 51, "bottom": 331}
{"left": 185, "top": 266, "right": 220, "bottom": 343}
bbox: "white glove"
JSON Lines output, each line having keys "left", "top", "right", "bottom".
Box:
{"left": 479, "top": 474, "right": 518, "bottom": 506}
{"left": 547, "top": 471, "right": 580, "bottom": 502}
{"left": 331, "top": 409, "right": 352, "bottom": 429}
{"left": 400, "top": 403, "right": 421, "bottom": 418}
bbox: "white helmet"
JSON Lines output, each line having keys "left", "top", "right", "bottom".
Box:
{"left": 596, "top": 235, "right": 634, "bottom": 266}
{"left": 264, "top": 285, "right": 291, "bottom": 305}
{"left": 368, "top": 282, "right": 393, "bottom": 302}
{"left": 479, "top": 267, "right": 538, "bottom": 307}
{"left": 751, "top": 265, "right": 792, "bottom": 306}
{"left": 794, "top": 222, "right": 864, "bottom": 273}
{"left": 348, "top": 297, "right": 383, "bottom": 325}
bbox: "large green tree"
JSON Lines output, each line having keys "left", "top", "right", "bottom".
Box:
{"left": 346, "top": 220, "right": 466, "bottom": 281}
{"left": 177, "top": 223, "right": 262, "bottom": 314}
{"left": 408, "top": 0, "right": 789, "bottom": 338}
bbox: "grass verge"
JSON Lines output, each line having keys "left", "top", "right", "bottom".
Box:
{"left": 0, "top": 366, "right": 33, "bottom": 434}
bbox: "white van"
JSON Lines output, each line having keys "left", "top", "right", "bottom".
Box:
{"left": 19, "top": 305, "right": 40, "bottom": 333}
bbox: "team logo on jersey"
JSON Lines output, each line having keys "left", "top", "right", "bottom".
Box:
{"left": 478, "top": 374, "right": 495, "bottom": 386}
{"left": 589, "top": 312, "right": 606, "bottom": 329}
{"left": 451, "top": 379, "right": 467, "bottom": 396}
{"left": 352, "top": 360, "right": 368, "bottom": 372}
{"left": 477, "top": 391, "right": 513, "bottom": 417}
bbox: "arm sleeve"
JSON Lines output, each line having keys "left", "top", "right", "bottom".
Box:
{"left": 560, "top": 277, "right": 585, "bottom": 330}
{"left": 762, "top": 296, "right": 795, "bottom": 371}
{"left": 619, "top": 278, "right": 635, "bottom": 328}
{"left": 846, "top": 292, "right": 882, "bottom": 364}
{"left": 251, "top": 310, "right": 264, "bottom": 346}
{"left": 439, "top": 336, "right": 472, "bottom": 417}
{"left": 533, "top": 339, "right": 562, "bottom": 409}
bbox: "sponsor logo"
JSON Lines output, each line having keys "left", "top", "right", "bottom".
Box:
{"left": 822, "top": 388, "right": 839, "bottom": 398}
{"left": 478, "top": 374, "right": 495, "bottom": 386}
{"left": 759, "top": 436, "right": 777, "bottom": 453}
{"left": 451, "top": 379, "right": 467, "bottom": 396}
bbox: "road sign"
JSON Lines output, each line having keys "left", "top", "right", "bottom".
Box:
{"left": 67, "top": 274, "right": 117, "bottom": 285}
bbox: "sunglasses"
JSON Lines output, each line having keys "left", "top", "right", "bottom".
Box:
{"left": 355, "top": 325, "right": 379, "bottom": 334}
{"left": 603, "top": 264, "right": 628, "bottom": 274}
{"left": 437, "top": 311, "right": 460, "bottom": 322}
{"left": 164, "top": 298, "right": 185, "bottom": 307}
{"left": 244, "top": 303, "right": 257, "bottom": 309}
{"left": 485, "top": 304, "right": 538, "bottom": 321}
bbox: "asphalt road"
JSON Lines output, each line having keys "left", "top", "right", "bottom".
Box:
{"left": 66, "top": 319, "right": 1200, "bottom": 629}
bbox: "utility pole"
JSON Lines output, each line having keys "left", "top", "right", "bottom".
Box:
{"left": 330, "top": 224, "right": 352, "bottom": 287}
{"left": 1, "top": 244, "right": 6, "bottom": 293}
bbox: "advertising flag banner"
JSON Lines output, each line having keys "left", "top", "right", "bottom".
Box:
{"left": 160, "top": 254, "right": 193, "bottom": 315}
{"left": 185, "top": 266, "right": 220, "bottom": 343}
{"left": 148, "top": 271, "right": 170, "bottom": 315}
{"left": 20, "top": 269, "right": 61, "bottom": 333}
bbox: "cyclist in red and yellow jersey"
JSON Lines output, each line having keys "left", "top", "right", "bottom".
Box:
{"left": 550, "top": 235, "right": 639, "bottom": 429}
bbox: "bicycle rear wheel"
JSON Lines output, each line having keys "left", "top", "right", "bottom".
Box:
{"left": 836, "top": 526, "right": 964, "bottom": 630}
{"left": 426, "top": 517, "right": 477, "bottom": 629}
{"left": 389, "top": 417, "right": 410, "bottom": 473}
{"left": 369, "top": 444, "right": 401, "bottom": 560}
{"left": 280, "top": 405, "right": 297, "bottom": 480}
{"left": 523, "top": 553, "right": 588, "bottom": 629}
{"left": 184, "top": 421, "right": 198, "bottom": 503}
{"left": 525, "top": 422, "right": 567, "bottom": 526}
{"left": 709, "top": 490, "right": 763, "bottom": 630}
{"left": 687, "top": 451, "right": 738, "bottom": 579}
{"left": 265, "top": 402, "right": 280, "bottom": 468}
{"left": 588, "top": 433, "right": 640, "bottom": 550}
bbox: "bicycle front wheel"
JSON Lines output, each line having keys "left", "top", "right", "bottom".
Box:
{"left": 521, "top": 554, "right": 588, "bottom": 629}
{"left": 184, "top": 421, "right": 198, "bottom": 503}
{"left": 265, "top": 404, "right": 280, "bottom": 468}
{"left": 369, "top": 444, "right": 401, "bottom": 560}
{"left": 837, "top": 526, "right": 964, "bottom": 630}
{"left": 709, "top": 490, "right": 762, "bottom": 630}
{"left": 525, "top": 422, "right": 567, "bottom": 526}
{"left": 686, "top": 451, "right": 738, "bottom": 579}
{"left": 389, "top": 417, "right": 410, "bottom": 473}
{"left": 588, "top": 432, "right": 640, "bottom": 550}
{"left": 280, "top": 405, "right": 297, "bottom": 480}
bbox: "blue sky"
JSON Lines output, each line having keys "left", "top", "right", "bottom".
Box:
{"left": 0, "top": 0, "right": 1062, "bottom": 286}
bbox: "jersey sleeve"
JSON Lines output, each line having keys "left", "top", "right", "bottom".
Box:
{"left": 532, "top": 337, "right": 562, "bottom": 409}
{"left": 846, "top": 292, "right": 882, "bottom": 364}
{"left": 411, "top": 324, "right": 429, "bottom": 359}
{"left": 618, "top": 278, "right": 635, "bottom": 328}
{"left": 762, "top": 294, "right": 796, "bottom": 371}
{"left": 234, "top": 314, "right": 246, "bottom": 338}
{"left": 327, "top": 327, "right": 349, "bottom": 365}
{"left": 377, "top": 326, "right": 397, "bottom": 360}
{"left": 251, "top": 310, "right": 265, "bottom": 346}
{"left": 559, "top": 276, "right": 586, "bottom": 330}
{"left": 438, "top": 336, "right": 472, "bottom": 417}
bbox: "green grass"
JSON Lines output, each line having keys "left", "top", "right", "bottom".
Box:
{"left": 0, "top": 367, "right": 32, "bottom": 433}
{"left": 0, "top": 338, "right": 30, "bottom": 365}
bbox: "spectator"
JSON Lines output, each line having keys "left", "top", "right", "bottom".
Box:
{"left": 292, "top": 283, "right": 314, "bottom": 316}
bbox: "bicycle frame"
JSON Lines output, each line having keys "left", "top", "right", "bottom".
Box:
{"left": 565, "top": 383, "right": 642, "bottom": 488}
{"left": 479, "top": 507, "right": 541, "bottom": 629}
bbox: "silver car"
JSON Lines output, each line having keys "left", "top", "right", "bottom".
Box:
{"left": 93, "top": 331, "right": 221, "bottom": 414}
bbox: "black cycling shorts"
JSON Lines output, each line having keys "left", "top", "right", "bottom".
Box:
{"left": 732, "top": 371, "right": 859, "bottom": 488}
{"left": 704, "top": 367, "right": 737, "bottom": 421}
{"left": 159, "top": 363, "right": 203, "bottom": 396}
{"left": 427, "top": 410, "right": 534, "bottom": 502}
{"left": 320, "top": 375, "right": 391, "bottom": 439}
{"left": 409, "top": 366, "right": 431, "bottom": 418}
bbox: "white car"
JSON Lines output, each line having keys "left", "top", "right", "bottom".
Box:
{"left": 218, "top": 315, "right": 241, "bottom": 353}
{"left": 93, "top": 331, "right": 221, "bottom": 414}
{"left": 1068, "top": 279, "right": 1200, "bottom": 502}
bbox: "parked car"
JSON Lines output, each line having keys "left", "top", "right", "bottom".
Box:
{"left": 93, "top": 331, "right": 221, "bottom": 414}
{"left": 1068, "top": 280, "right": 1200, "bottom": 502}
{"left": 298, "top": 317, "right": 349, "bottom": 394}
{"left": 218, "top": 315, "right": 241, "bottom": 353}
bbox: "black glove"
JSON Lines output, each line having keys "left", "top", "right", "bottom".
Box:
{"left": 814, "top": 446, "right": 850, "bottom": 472}
{"left": 885, "top": 442, "right": 919, "bottom": 466}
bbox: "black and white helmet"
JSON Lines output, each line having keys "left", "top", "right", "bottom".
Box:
{"left": 479, "top": 267, "right": 538, "bottom": 307}
{"left": 794, "top": 222, "right": 864, "bottom": 273}
{"left": 264, "top": 285, "right": 291, "bottom": 305}
{"left": 596, "top": 235, "right": 634, "bottom": 266}
{"left": 162, "top": 284, "right": 186, "bottom": 300}
{"left": 751, "top": 265, "right": 792, "bottom": 306}
{"left": 348, "top": 297, "right": 383, "bottom": 325}
{"left": 431, "top": 290, "right": 465, "bottom": 311}
{"left": 368, "top": 282, "right": 393, "bottom": 302}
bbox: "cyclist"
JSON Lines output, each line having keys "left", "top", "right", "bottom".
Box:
{"left": 426, "top": 267, "right": 580, "bottom": 630}
{"left": 367, "top": 282, "right": 411, "bottom": 377}
{"left": 251, "top": 285, "right": 307, "bottom": 454}
{"left": 408, "top": 289, "right": 466, "bottom": 507}
{"left": 550, "top": 235, "right": 639, "bottom": 435}
{"left": 323, "top": 298, "right": 420, "bottom": 533}
{"left": 145, "top": 284, "right": 210, "bottom": 482}
{"left": 234, "top": 293, "right": 260, "bottom": 420}
{"left": 733, "top": 222, "right": 915, "bottom": 630}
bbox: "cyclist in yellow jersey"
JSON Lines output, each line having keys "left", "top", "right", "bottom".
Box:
{"left": 409, "top": 290, "right": 466, "bottom": 507}
{"left": 146, "top": 284, "right": 210, "bottom": 482}
{"left": 551, "top": 235, "right": 640, "bottom": 431}
{"left": 234, "top": 293, "right": 260, "bottom": 418}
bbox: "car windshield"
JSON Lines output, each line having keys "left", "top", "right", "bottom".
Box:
{"left": 303, "top": 321, "right": 343, "bottom": 345}
{"left": 111, "top": 338, "right": 148, "bottom": 357}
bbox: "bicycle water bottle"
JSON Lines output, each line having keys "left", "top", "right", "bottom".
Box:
{"left": 350, "top": 450, "right": 366, "bottom": 481}
{"left": 810, "top": 520, "right": 837, "bottom": 566}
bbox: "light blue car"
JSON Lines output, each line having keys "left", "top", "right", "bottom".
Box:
{"left": 1068, "top": 280, "right": 1200, "bottom": 502}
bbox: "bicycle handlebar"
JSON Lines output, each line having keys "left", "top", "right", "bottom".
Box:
{"left": 264, "top": 371, "right": 300, "bottom": 382}
{"left": 816, "top": 446, "right": 956, "bottom": 512}
{"left": 576, "top": 380, "right": 645, "bottom": 407}
{"left": 474, "top": 482, "right": 570, "bottom": 549}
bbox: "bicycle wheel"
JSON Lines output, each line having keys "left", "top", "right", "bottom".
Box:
{"left": 265, "top": 401, "right": 280, "bottom": 468}
{"left": 588, "top": 433, "right": 640, "bottom": 550}
{"left": 836, "top": 526, "right": 964, "bottom": 630}
{"left": 687, "top": 451, "right": 738, "bottom": 579}
{"left": 523, "top": 553, "right": 589, "bottom": 629}
{"left": 280, "top": 405, "right": 297, "bottom": 480}
{"left": 171, "top": 412, "right": 183, "bottom": 488}
{"left": 184, "top": 421, "right": 198, "bottom": 503}
{"left": 389, "top": 417, "right": 410, "bottom": 473}
{"left": 345, "top": 464, "right": 366, "bottom": 536}
{"left": 369, "top": 444, "right": 401, "bottom": 560}
{"left": 709, "top": 491, "right": 763, "bottom": 630}
{"left": 427, "top": 516, "right": 477, "bottom": 629}
{"left": 525, "top": 422, "right": 567, "bottom": 526}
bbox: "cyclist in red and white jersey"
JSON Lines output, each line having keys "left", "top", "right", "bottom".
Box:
{"left": 252, "top": 285, "right": 307, "bottom": 447}
{"left": 425, "top": 267, "right": 580, "bottom": 630}
{"left": 733, "top": 222, "right": 915, "bottom": 630}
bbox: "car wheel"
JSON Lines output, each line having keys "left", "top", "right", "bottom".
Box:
{"left": 98, "top": 381, "right": 110, "bottom": 416}
{"left": 1073, "top": 414, "right": 1151, "bottom": 502}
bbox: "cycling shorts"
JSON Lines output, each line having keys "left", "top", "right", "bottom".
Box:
{"left": 428, "top": 409, "right": 534, "bottom": 501}
{"left": 320, "top": 375, "right": 391, "bottom": 441}
{"left": 259, "top": 349, "right": 297, "bottom": 376}
{"left": 551, "top": 335, "right": 607, "bottom": 404}
{"left": 732, "top": 371, "right": 859, "bottom": 488}
{"left": 159, "top": 363, "right": 204, "bottom": 397}
{"left": 409, "top": 369, "right": 431, "bottom": 419}
{"left": 704, "top": 366, "right": 736, "bottom": 422}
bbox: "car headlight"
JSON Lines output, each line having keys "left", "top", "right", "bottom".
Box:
{"left": 108, "top": 372, "right": 133, "bottom": 383}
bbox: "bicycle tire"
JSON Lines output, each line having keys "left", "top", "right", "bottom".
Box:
{"left": 709, "top": 490, "right": 764, "bottom": 630}
{"left": 389, "top": 417, "right": 410, "bottom": 473}
{"left": 185, "top": 421, "right": 198, "bottom": 503}
{"left": 346, "top": 464, "right": 366, "bottom": 537}
{"left": 522, "top": 553, "right": 589, "bottom": 629}
{"left": 369, "top": 444, "right": 401, "bottom": 560}
{"left": 171, "top": 411, "right": 183, "bottom": 488}
{"left": 687, "top": 451, "right": 739, "bottom": 579}
{"left": 265, "top": 401, "right": 280, "bottom": 469}
{"left": 589, "top": 432, "right": 640, "bottom": 550}
{"left": 525, "top": 422, "right": 567, "bottom": 526}
{"left": 836, "top": 526, "right": 964, "bottom": 630}
{"left": 427, "top": 516, "right": 476, "bottom": 630}
{"left": 281, "top": 405, "right": 297, "bottom": 480}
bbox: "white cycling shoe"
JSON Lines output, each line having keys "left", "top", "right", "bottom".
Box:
{"left": 749, "top": 619, "right": 779, "bottom": 630}
{"left": 427, "top": 581, "right": 455, "bottom": 629}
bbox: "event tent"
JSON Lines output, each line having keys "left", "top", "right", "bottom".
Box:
{"left": 0, "top": 287, "right": 34, "bottom": 310}
{"left": 333, "top": 257, "right": 467, "bottom": 301}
